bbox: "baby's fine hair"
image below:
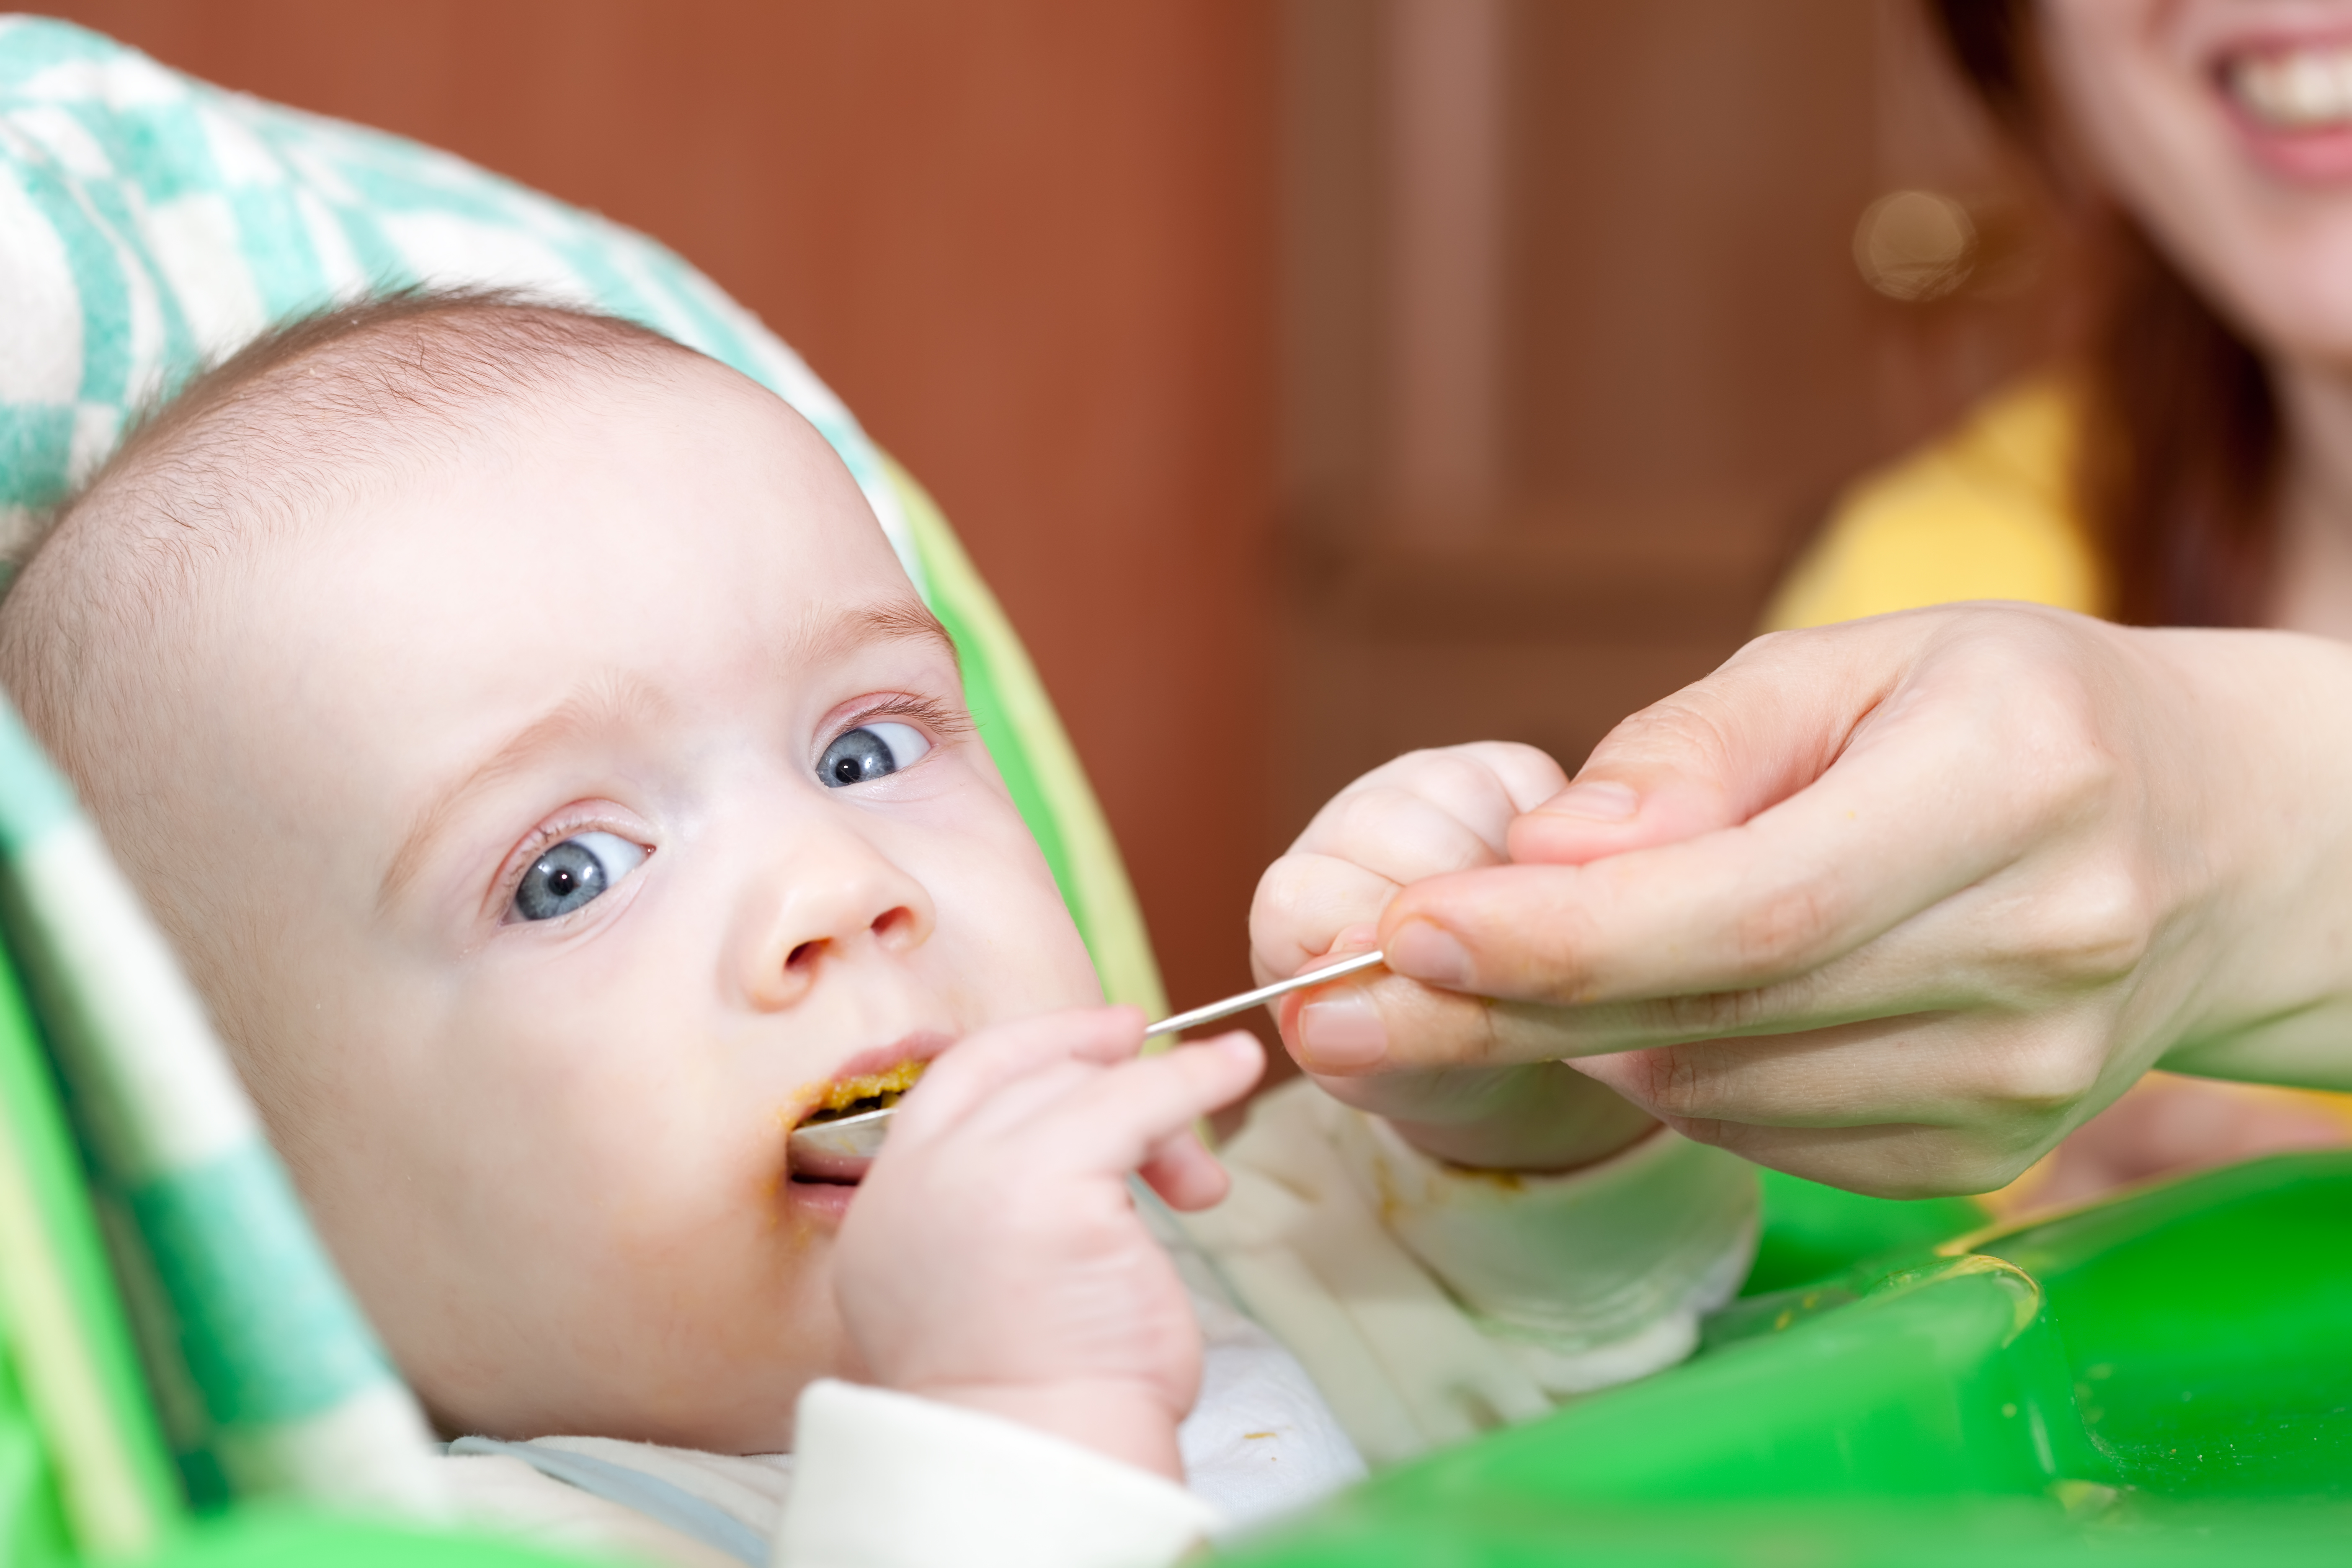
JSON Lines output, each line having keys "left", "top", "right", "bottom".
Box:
{"left": 0, "top": 288, "right": 702, "bottom": 782}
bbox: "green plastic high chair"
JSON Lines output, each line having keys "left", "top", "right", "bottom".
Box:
{"left": 4, "top": 17, "right": 2349, "bottom": 1568}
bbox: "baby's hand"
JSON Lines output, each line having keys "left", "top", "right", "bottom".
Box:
{"left": 832, "top": 1008, "right": 1261, "bottom": 1479}
{"left": 1252, "top": 744, "right": 1656, "bottom": 1171}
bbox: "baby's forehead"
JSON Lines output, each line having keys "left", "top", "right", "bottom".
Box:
{"left": 10, "top": 302, "right": 725, "bottom": 637}
{"left": 0, "top": 298, "right": 899, "bottom": 816}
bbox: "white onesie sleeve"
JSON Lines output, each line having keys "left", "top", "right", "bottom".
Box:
{"left": 775, "top": 1380, "right": 1217, "bottom": 1568}
{"left": 1176, "top": 1080, "right": 1758, "bottom": 1468}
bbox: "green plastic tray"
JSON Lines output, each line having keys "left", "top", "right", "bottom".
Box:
{"left": 1222, "top": 1152, "right": 2352, "bottom": 1565}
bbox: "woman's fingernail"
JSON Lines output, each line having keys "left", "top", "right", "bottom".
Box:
{"left": 1297, "top": 990, "right": 1390, "bottom": 1068}
{"left": 1386, "top": 921, "right": 1473, "bottom": 988}
{"left": 1544, "top": 780, "right": 1639, "bottom": 823}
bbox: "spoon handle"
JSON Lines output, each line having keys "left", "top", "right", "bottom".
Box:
{"left": 787, "top": 951, "right": 1387, "bottom": 1164}
{"left": 1140, "top": 948, "right": 1387, "bottom": 1039}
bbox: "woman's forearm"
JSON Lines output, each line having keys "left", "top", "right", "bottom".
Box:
{"left": 2148, "top": 627, "right": 2352, "bottom": 1089}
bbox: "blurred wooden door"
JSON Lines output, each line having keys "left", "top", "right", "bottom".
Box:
{"left": 1274, "top": 0, "right": 2055, "bottom": 835}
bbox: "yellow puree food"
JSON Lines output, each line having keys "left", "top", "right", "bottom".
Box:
{"left": 800, "top": 1060, "right": 926, "bottom": 1125}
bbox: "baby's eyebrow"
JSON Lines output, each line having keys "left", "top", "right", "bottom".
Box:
{"left": 793, "top": 599, "right": 960, "bottom": 673}
{"left": 377, "top": 672, "right": 673, "bottom": 914}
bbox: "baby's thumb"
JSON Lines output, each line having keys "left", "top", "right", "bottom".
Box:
{"left": 1510, "top": 624, "right": 1906, "bottom": 867}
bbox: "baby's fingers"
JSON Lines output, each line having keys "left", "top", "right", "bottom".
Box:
{"left": 1297, "top": 782, "right": 1510, "bottom": 889}
{"left": 897, "top": 1006, "right": 1145, "bottom": 1134}
{"left": 1251, "top": 853, "right": 1400, "bottom": 983}
{"left": 1137, "top": 1127, "right": 1229, "bottom": 1212}
{"left": 1050, "top": 1033, "right": 1263, "bottom": 1183}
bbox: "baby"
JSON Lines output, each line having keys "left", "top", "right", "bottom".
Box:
{"left": 0, "top": 293, "right": 1757, "bottom": 1568}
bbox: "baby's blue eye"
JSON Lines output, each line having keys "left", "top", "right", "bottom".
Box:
{"left": 818, "top": 722, "right": 930, "bottom": 787}
{"left": 512, "top": 831, "right": 647, "bottom": 922}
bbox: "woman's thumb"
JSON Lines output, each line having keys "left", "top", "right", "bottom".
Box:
{"left": 1509, "top": 623, "right": 1907, "bottom": 867}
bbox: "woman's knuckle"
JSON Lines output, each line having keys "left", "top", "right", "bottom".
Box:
{"left": 1975, "top": 1034, "right": 2101, "bottom": 1112}
{"left": 1995, "top": 681, "right": 2115, "bottom": 807}
{"left": 1731, "top": 881, "right": 1840, "bottom": 973}
{"left": 2007, "top": 871, "right": 2155, "bottom": 986}
{"left": 1649, "top": 987, "right": 1767, "bottom": 1037}
{"left": 1944, "top": 1124, "right": 2051, "bottom": 1196}
{"left": 1623, "top": 1045, "right": 1710, "bottom": 1116}
{"left": 1607, "top": 690, "right": 1739, "bottom": 771}
{"left": 1657, "top": 1112, "right": 1734, "bottom": 1150}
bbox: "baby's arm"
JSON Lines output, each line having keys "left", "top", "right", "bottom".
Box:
{"left": 780, "top": 1008, "right": 1262, "bottom": 1568}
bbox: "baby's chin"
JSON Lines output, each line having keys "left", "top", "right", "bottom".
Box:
{"left": 407, "top": 1241, "right": 858, "bottom": 1451}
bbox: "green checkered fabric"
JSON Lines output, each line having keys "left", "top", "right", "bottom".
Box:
{"left": 0, "top": 13, "right": 1163, "bottom": 1556}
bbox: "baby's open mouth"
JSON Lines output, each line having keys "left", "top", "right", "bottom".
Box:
{"left": 796, "top": 1058, "right": 926, "bottom": 1129}
{"left": 788, "top": 1059, "right": 926, "bottom": 1187}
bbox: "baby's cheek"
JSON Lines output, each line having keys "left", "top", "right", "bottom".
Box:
{"left": 928, "top": 820, "right": 1104, "bottom": 1012}
{"left": 586, "top": 1116, "right": 783, "bottom": 1256}
{"left": 946, "top": 896, "right": 1103, "bottom": 1020}
{"left": 579, "top": 1118, "right": 842, "bottom": 1361}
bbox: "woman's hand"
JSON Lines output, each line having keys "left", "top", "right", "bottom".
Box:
{"left": 833, "top": 1008, "right": 1261, "bottom": 1478}
{"left": 1276, "top": 605, "right": 2352, "bottom": 1196}
{"left": 1250, "top": 743, "right": 1659, "bottom": 1172}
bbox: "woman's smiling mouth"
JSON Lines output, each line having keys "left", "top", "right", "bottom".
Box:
{"left": 2213, "top": 26, "right": 2352, "bottom": 180}
{"left": 2226, "top": 39, "right": 2352, "bottom": 131}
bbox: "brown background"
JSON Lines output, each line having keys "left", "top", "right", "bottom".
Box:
{"left": 39, "top": 1, "right": 2055, "bottom": 1017}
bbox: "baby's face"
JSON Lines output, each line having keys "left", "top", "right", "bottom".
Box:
{"left": 153, "top": 358, "right": 1102, "bottom": 1447}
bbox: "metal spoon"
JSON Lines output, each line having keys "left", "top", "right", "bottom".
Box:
{"left": 786, "top": 949, "right": 1389, "bottom": 1166}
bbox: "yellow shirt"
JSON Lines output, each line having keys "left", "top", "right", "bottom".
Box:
{"left": 1762, "top": 379, "right": 2352, "bottom": 1181}
{"left": 1763, "top": 377, "right": 2106, "bottom": 632}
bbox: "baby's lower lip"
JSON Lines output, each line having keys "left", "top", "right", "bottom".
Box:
{"left": 788, "top": 1173, "right": 861, "bottom": 1222}
{"left": 789, "top": 1143, "right": 874, "bottom": 1183}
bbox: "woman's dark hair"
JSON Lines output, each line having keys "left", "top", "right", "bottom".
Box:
{"left": 1930, "top": 0, "right": 2279, "bottom": 627}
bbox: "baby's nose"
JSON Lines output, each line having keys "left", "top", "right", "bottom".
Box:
{"left": 783, "top": 903, "right": 922, "bottom": 976}
{"left": 746, "top": 851, "right": 935, "bottom": 1010}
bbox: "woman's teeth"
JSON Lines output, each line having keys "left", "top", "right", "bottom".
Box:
{"left": 2228, "top": 45, "right": 2352, "bottom": 130}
